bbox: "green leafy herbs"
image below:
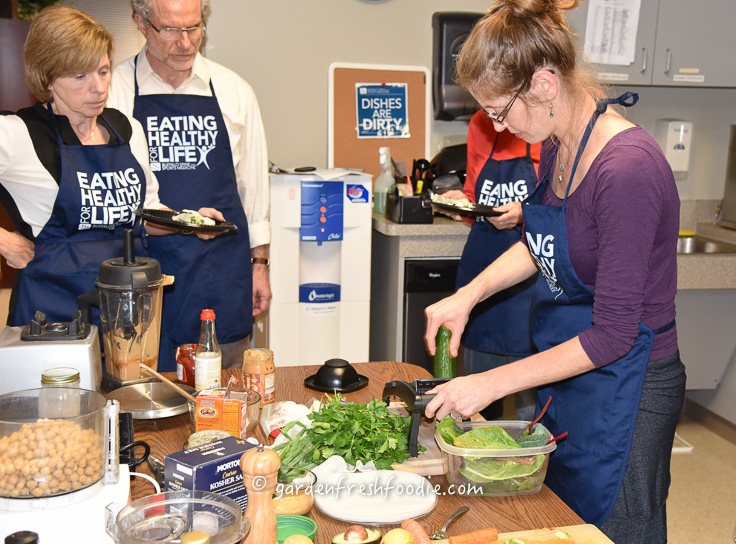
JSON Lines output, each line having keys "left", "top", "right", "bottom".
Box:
{"left": 273, "top": 394, "right": 424, "bottom": 475}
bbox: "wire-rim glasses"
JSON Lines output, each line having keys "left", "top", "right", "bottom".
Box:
{"left": 487, "top": 86, "right": 524, "bottom": 124}
{"left": 146, "top": 18, "right": 206, "bottom": 41}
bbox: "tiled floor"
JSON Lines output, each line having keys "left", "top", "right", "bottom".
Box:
{"left": 667, "top": 415, "right": 736, "bottom": 543}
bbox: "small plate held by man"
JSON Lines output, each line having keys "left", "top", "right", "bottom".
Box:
{"left": 135, "top": 208, "right": 237, "bottom": 233}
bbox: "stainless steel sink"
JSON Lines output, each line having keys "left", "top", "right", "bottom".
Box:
{"left": 677, "top": 235, "right": 736, "bottom": 254}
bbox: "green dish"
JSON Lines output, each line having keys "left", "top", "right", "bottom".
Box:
{"left": 276, "top": 515, "right": 318, "bottom": 544}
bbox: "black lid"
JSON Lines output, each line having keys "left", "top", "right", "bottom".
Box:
{"left": 97, "top": 229, "right": 162, "bottom": 289}
{"left": 5, "top": 531, "right": 39, "bottom": 544}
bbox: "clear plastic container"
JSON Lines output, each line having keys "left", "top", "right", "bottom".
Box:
{"left": 373, "top": 147, "right": 394, "bottom": 214}
{"left": 0, "top": 388, "right": 107, "bottom": 499}
{"left": 435, "top": 420, "right": 556, "bottom": 496}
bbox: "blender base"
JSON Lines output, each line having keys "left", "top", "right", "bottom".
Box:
{"left": 0, "top": 465, "right": 131, "bottom": 542}
{"left": 101, "top": 371, "right": 154, "bottom": 393}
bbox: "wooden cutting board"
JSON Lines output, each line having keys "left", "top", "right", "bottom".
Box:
{"left": 433, "top": 524, "right": 614, "bottom": 543}
{"left": 389, "top": 403, "right": 446, "bottom": 476}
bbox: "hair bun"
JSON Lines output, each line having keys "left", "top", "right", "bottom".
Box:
{"left": 492, "top": 0, "right": 580, "bottom": 21}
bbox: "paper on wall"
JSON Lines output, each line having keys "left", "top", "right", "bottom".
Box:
{"left": 583, "top": 0, "right": 642, "bottom": 66}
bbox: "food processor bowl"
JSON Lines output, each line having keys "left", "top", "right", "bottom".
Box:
{"left": 0, "top": 388, "right": 108, "bottom": 502}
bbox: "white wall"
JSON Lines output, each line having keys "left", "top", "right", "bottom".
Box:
{"left": 205, "top": 1, "right": 736, "bottom": 202}
{"left": 204, "top": 0, "right": 490, "bottom": 170}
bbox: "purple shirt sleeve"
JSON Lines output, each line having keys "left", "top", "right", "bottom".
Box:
{"left": 539, "top": 127, "right": 679, "bottom": 367}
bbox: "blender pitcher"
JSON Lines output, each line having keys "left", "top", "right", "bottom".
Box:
{"left": 81, "top": 230, "right": 173, "bottom": 383}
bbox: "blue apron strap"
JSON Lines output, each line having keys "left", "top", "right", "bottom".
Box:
{"left": 652, "top": 319, "right": 676, "bottom": 335}
{"left": 562, "top": 92, "right": 640, "bottom": 207}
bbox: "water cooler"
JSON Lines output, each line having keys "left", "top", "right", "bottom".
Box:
{"left": 256, "top": 169, "right": 372, "bottom": 366}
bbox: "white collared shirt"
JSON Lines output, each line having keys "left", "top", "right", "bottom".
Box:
{"left": 108, "top": 50, "right": 270, "bottom": 248}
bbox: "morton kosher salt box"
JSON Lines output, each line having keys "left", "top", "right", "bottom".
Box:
{"left": 164, "top": 435, "right": 256, "bottom": 512}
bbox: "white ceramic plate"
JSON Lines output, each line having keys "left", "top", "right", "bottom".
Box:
{"left": 313, "top": 470, "right": 437, "bottom": 524}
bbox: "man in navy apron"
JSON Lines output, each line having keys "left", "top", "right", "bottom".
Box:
{"left": 453, "top": 112, "right": 540, "bottom": 420}
{"left": 108, "top": 0, "right": 271, "bottom": 371}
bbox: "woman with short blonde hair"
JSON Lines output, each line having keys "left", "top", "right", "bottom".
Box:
{"left": 23, "top": 6, "right": 114, "bottom": 103}
{"left": 0, "top": 6, "right": 218, "bottom": 336}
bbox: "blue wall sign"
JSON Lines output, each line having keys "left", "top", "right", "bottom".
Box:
{"left": 355, "top": 83, "right": 409, "bottom": 139}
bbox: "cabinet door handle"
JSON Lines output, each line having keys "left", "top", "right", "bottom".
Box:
{"left": 640, "top": 47, "right": 648, "bottom": 74}
{"left": 664, "top": 48, "right": 672, "bottom": 75}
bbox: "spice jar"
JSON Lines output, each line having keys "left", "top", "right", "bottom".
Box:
{"left": 242, "top": 348, "right": 275, "bottom": 405}
{"left": 40, "top": 367, "right": 81, "bottom": 418}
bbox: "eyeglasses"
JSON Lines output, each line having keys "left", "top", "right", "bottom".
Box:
{"left": 146, "top": 18, "right": 206, "bottom": 41}
{"left": 486, "top": 86, "right": 524, "bottom": 124}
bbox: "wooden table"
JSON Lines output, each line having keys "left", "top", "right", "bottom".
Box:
{"left": 131, "top": 361, "right": 583, "bottom": 539}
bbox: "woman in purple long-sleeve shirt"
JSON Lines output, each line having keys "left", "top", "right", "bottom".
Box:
{"left": 422, "top": 1, "right": 686, "bottom": 543}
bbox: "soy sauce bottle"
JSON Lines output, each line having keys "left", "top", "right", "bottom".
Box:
{"left": 194, "top": 309, "right": 222, "bottom": 391}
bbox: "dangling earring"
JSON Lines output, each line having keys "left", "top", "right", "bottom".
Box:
{"left": 549, "top": 103, "right": 554, "bottom": 117}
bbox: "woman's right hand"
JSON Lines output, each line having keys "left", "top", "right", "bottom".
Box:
{"left": 424, "top": 287, "right": 476, "bottom": 358}
{"left": 0, "top": 229, "right": 34, "bottom": 269}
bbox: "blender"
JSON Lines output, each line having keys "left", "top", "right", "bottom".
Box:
{"left": 79, "top": 229, "right": 172, "bottom": 391}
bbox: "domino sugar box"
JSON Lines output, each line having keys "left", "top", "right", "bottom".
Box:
{"left": 164, "top": 435, "right": 256, "bottom": 513}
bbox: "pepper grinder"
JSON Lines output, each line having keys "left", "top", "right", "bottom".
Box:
{"left": 240, "top": 444, "right": 281, "bottom": 544}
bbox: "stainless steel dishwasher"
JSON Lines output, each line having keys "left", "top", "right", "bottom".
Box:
{"left": 402, "top": 258, "right": 463, "bottom": 374}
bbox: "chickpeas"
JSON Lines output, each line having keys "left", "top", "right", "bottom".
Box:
{"left": 0, "top": 419, "right": 103, "bottom": 498}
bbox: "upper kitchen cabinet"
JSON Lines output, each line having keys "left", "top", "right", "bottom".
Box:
{"left": 568, "top": 0, "right": 736, "bottom": 87}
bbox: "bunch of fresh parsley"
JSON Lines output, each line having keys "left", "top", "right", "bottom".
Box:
{"left": 274, "top": 394, "right": 423, "bottom": 475}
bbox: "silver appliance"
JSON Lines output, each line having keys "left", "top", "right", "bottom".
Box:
{"left": 0, "top": 311, "right": 102, "bottom": 395}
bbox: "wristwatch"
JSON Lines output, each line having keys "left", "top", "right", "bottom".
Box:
{"left": 251, "top": 257, "right": 270, "bottom": 268}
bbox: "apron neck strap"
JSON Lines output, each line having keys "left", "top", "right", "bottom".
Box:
{"left": 561, "top": 92, "right": 639, "bottom": 204}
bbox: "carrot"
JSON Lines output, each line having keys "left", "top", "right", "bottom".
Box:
{"left": 448, "top": 527, "right": 499, "bottom": 544}
{"left": 401, "top": 518, "right": 431, "bottom": 544}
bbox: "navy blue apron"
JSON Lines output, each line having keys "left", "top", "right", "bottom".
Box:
{"left": 522, "top": 92, "right": 674, "bottom": 526}
{"left": 12, "top": 104, "right": 146, "bottom": 329}
{"left": 456, "top": 135, "right": 537, "bottom": 355}
{"left": 132, "top": 58, "right": 252, "bottom": 371}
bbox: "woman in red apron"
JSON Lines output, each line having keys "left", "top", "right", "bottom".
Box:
{"left": 445, "top": 113, "right": 541, "bottom": 420}
{"left": 422, "top": 2, "right": 685, "bottom": 543}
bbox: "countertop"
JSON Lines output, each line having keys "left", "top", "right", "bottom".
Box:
{"left": 131, "top": 363, "right": 584, "bottom": 540}
{"left": 372, "top": 212, "right": 736, "bottom": 290}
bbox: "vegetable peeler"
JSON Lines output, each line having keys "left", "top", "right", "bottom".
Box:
{"left": 382, "top": 378, "right": 448, "bottom": 456}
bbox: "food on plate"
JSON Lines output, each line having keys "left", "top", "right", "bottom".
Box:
{"left": 332, "top": 525, "right": 381, "bottom": 544}
{"left": 283, "top": 536, "right": 314, "bottom": 544}
{"left": 183, "top": 429, "right": 231, "bottom": 450}
{"left": 400, "top": 519, "right": 430, "bottom": 544}
{"left": 273, "top": 466, "right": 316, "bottom": 516}
{"left": 171, "top": 209, "right": 216, "bottom": 226}
{"left": 273, "top": 393, "right": 424, "bottom": 473}
{"left": 431, "top": 193, "right": 474, "bottom": 209}
{"left": 381, "top": 528, "right": 415, "bottom": 544}
{"left": 448, "top": 528, "right": 499, "bottom": 544}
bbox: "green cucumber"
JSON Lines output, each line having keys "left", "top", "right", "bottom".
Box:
{"left": 433, "top": 325, "right": 456, "bottom": 378}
